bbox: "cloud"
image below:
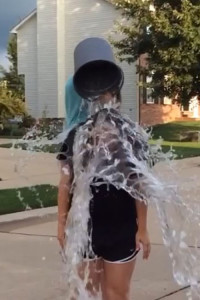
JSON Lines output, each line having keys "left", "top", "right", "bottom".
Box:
{"left": 0, "top": 0, "right": 36, "bottom": 50}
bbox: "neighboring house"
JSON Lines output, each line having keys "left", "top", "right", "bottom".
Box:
{"left": 140, "top": 90, "right": 200, "bottom": 127}
{"left": 11, "top": 0, "right": 138, "bottom": 122}
{"left": 139, "top": 55, "right": 200, "bottom": 126}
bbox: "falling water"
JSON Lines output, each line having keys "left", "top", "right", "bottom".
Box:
{"left": 9, "top": 100, "right": 200, "bottom": 299}
{"left": 56, "top": 99, "right": 200, "bottom": 299}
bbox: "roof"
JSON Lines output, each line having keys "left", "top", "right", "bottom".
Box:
{"left": 11, "top": 9, "right": 37, "bottom": 33}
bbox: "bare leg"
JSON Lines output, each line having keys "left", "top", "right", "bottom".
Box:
{"left": 103, "top": 259, "right": 136, "bottom": 300}
{"left": 78, "top": 258, "right": 103, "bottom": 297}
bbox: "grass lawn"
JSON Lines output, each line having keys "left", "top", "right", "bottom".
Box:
{"left": 151, "top": 121, "right": 200, "bottom": 159}
{"left": 151, "top": 121, "right": 200, "bottom": 141}
{"left": 150, "top": 140, "right": 200, "bottom": 159}
{"left": 0, "top": 184, "right": 58, "bottom": 215}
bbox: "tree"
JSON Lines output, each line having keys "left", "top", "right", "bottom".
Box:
{"left": 111, "top": 0, "right": 200, "bottom": 106}
{"left": 0, "top": 87, "right": 26, "bottom": 122}
{"left": 0, "top": 34, "right": 25, "bottom": 100}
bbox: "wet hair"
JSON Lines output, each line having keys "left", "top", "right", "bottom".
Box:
{"left": 116, "top": 91, "right": 122, "bottom": 103}
{"left": 102, "top": 90, "right": 122, "bottom": 103}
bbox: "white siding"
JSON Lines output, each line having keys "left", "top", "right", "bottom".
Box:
{"left": 37, "top": 0, "right": 58, "bottom": 118}
{"left": 17, "top": 14, "right": 38, "bottom": 117}
{"left": 16, "top": 0, "right": 139, "bottom": 120}
{"left": 64, "top": 0, "right": 138, "bottom": 121}
{"left": 120, "top": 61, "right": 138, "bottom": 121}
{"left": 57, "top": 0, "right": 66, "bottom": 118}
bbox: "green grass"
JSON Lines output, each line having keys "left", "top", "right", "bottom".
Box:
{"left": 150, "top": 140, "right": 200, "bottom": 159}
{"left": 0, "top": 185, "right": 58, "bottom": 215}
{"left": 0, "top": 143, "right": 20, "bottom": 149}
{"left": 151, "top": 121, "right": 200, "bottom": 158}
{"left": 151, "top": 121, "right": 200, "bottom": 141}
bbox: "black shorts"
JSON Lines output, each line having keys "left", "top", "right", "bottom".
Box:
{"left": 87, "top": 182, "right": 139, "bottom": 263}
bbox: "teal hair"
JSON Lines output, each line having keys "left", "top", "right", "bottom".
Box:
{"left": 65, "top": 76, "right": 89, "bottom": 129}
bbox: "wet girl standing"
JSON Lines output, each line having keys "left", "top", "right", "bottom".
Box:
{"left": 57, "top": 38, "right": 151, "bottom": 300}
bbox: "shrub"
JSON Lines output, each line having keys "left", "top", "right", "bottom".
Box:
{"left": 0, "top": 123, "right": 26, "bottom": 137}
{"left": 20, "top": 115, "right": 36, "bottom": 129}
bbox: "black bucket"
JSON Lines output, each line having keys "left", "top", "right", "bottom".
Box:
{"left": 73, "top": 37, "right": 124, "bottom": 100}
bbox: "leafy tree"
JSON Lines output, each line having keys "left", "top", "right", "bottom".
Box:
{"left": 111, "top": 0, "right": 200, "bottom": 106}
{"left": 0, "top": 87, "right": 26, "bottom": 122}
{"left": 0, "top": 34, "right": 25, "bottom": 99}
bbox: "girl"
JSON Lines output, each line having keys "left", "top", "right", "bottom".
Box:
{"left": 57, "top": 92, "right": 151, "bottom": 300}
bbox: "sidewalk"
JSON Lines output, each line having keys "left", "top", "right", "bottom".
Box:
{"left": 0, "top": 207, "right": 188, "bottom": 300}
{"left": 0, "top": 138, "right": 16, "bottom": 145}
{"left": 0, "top": 206, "right": 57, "bottom": 223}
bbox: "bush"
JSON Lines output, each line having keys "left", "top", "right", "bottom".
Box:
{"left": 0, "top": 117, "right": 64, "bottom": 139}
{"left": 0, "top": 123, "right": 26, "bottom": 137}
{"left": 20, "top": 115, "right": 36, "bottom": 128}
{"left": 24, "top": 118, "right": 64, "bottom": 140}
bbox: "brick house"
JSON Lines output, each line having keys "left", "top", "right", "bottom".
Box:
{"left": 139, "top": 55, "right": 200, "bottom": 126}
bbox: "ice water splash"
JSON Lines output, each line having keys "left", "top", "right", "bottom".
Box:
{"left": 8, "top": 118, "right": 63, "bottom": 211}
{"left": 7, "top": 103, "right": 200, "bottom": 299}
{"left": 55, "top": 103, "right": 200, "bottom": 299}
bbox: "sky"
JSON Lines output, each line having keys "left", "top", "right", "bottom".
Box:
{"left": 0, "top": 0, "right": 36, "bottom": 70}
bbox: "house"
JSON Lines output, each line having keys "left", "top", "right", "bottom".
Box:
{"left": 138, "top": 55, "right": 200, "bottom": 126}
{"left": 11, "top": 0, "right": 139, "bottom": 122}
{"left": 140, "top": 91, "right": 200, "bottom": 127}
{"left": 12, "top": 0, "right": 200, "bottom": 127}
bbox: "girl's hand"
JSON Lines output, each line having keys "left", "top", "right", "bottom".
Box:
{"left": 136, "top": 229, "right": 151, "bottom": 260}
{"left": 57, "top": 221, "right": 66, "bottom": 249}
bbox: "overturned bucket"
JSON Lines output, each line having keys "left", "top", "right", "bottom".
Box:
{"left": 73, "top": 37, "right": 124, "bottom": 100}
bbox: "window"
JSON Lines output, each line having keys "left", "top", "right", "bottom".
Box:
{"left": 146, "top": 76, "right": 154, "bottom": 104}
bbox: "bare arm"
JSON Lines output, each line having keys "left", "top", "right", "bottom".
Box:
{"left": 57, "top": 162, "right": 72, "bottom": 248}
{"left": 134, "top": 178, "right": 148, "bottom": 232}
{"left": 135, "top": 198, "right": 151, "bottom": 260}
{"left": 135, "top": 200, "right": 148, "bottom": 233}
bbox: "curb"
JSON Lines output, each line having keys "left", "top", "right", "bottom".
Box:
{"left": 0, "top": 206, "right": 57, "bottom": 224}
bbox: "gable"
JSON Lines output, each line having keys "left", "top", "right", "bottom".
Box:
{"left": 11, "top": 9, "right": 37, "bottom": 33}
